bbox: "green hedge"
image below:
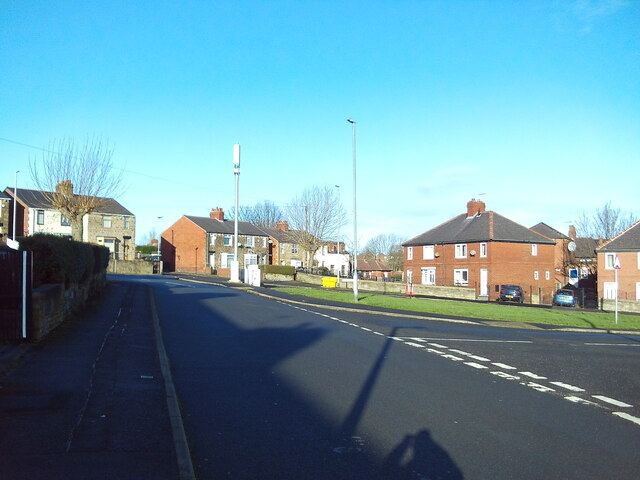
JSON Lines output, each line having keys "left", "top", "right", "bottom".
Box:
{"left": 259, "top": 264, "right": 296, "bottom": 276}
{"left": 20, "top": 234, "right": 110, "bottom": 288}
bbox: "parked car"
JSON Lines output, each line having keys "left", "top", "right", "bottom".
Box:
{"left": 553, "top": 289, "right": 577, "bottom": 307}
{"left": 498, "top": 285, "right": 525, "bottom": 303}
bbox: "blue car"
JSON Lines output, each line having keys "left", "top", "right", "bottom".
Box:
{"left": 553, "top": 289, "right": 576, "bottom": 307}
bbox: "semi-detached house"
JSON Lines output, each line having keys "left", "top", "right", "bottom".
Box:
{"left": 597, "top": 220, "right": 640, "bottom": 302}
{"left": 403, "top": 199, "right": 556, "bottom": 303}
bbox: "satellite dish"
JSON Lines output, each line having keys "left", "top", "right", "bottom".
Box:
{"left": 568, "top": 241, "right": 576, "bottom": 252}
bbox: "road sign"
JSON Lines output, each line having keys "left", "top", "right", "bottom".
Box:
{"left": 614, "top": 257, "right": 621, "bottom": 269}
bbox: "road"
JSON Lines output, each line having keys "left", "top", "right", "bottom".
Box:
{"left": 145, "top": 276, "right": 640, "bottom": 479}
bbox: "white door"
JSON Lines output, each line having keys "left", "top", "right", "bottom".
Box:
{"left": 421, "top": 268, "right": 435, "bottom": 285}
{"left": 604, "top": 282, "right": 617, "bottom": 300}
{"left": 480, "top": 269, "right": 488, "bottom": 296}
{"left": 636, "top": 282, "right": 640, "bottom": 301}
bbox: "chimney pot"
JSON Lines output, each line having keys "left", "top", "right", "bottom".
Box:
{"left": 466, "top": 198, "right": 486, "bottom": 217}
{"left": 210, "top": 208, "right": 225, "bottom": 220}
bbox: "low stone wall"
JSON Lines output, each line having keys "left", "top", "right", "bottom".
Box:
{"left": 264, "top": 273, "right": 295, "bottom": 282}
{"left": 601, "top": 298, "right": 640, "bottom": 314}
{"left": 296, "top": 272, "right": 323, "bottom": 285}
{"left": 107, "top": 259, "right": 155, "bottom": 275}
{"left": 30, "top": 273, "right": 107, "bottom": 342}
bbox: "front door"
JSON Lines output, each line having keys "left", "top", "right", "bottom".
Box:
{"left": 480, "top": 269, "right": 488, "bottom": 296}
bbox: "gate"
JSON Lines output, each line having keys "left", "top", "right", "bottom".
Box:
{"left": 0, "top": 246, "right": 32, "bottom": 341}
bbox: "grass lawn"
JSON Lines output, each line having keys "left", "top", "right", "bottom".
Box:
{"left": 272, "top": 287, "right": 640, "bottom": 331}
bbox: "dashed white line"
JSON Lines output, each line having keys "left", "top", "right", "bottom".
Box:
{"left": 593, "top": 395, "right": 633, "bottom": 408}
{"left": 440, "top": 354, "right": 464, "bottom": 361}
{"left": 565, "top": 396, "right": 599, "bottom": 406}
{"left": 612, "top": 412, "right": 640, "bottom": 426}
{"left": 519, "top": 371, "right": 547, "bottom": 380}
{"left": 427, "top": 343, "right": 449, "bottom": 349}
{"left": 550, "top": 382, "right": 585, "bottom": 393}
{"left": 404, "top": 342, "right": 426, "bottom": 348}
{"left": 492, "top": 363, "right": 517, "bottom": 370}
{"left": 465, "top": 362, "right": 489, "bottom": 369}
{"left": 491, "top": 371, "right": 520, "bottom": 380}
{"left": 525, "top": 382, "right": 555, "bottom": 393}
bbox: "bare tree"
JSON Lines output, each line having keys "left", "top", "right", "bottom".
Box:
{"left": 287, "top": 185, "right": 347, "bottom": 267}
{"left": 230, "top": 200, "right": 285, "bottom": 227}
{"left": 362, "top": 233, "right": 405, "bottom": 271}
{"left": 30, "top": 137, "right": 124, "bottom": 241}
{"left": 576, "top": 202, "right": 638, "bottom": 240}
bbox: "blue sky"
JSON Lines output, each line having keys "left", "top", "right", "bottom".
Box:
{"left": 1, "top": 0, "right": 638, "bottom": 246}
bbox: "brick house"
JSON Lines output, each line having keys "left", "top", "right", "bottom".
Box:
{"left": 402, "top": 199, "right": 556, "bottom": 303}
{"left": 4, "top": 186, "right": 135, "bottom": 259}
{"left": 161, "top": 208, "right": 270, "bottom": 276}
{"left": 314, "top": 240, "right": 350, "bottom": 276}
{"left": 357, "top": 257, "right": 392, "bottom": 280}
{"left": 256, "top": 220, "right": 308, "bottom": 268}
{"left": 596, "top": 220, "right": 640, "bottom": 301}
{"left": 529, "top": 222, "right": 571, "bottom": 288}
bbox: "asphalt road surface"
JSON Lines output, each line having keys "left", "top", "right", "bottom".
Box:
{"left": 144, "top": 276, "right": 640, "bottom": 479}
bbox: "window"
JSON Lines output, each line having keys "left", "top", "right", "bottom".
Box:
{"left": 280, "top": 245, "right": 284, "bottom": 254}
{"left": 37, "top": 210, "right": 44, "bottom": 225}
{"left": 407, "top": 247, "right": 413, "bottom": 260}
{"left": 453, "top": 269, "right": 468, "bottom": 286}
{"left": 423, "top": 245, "right": 434, "bottom": 260}
{"left": 605, "top": 252, "right": 616, "bottom": 270}
{"left": 209, "top": 233, "right": 217, "bottom": 244}
{"left": 407, "top": 269, "right": 413, "bottom": 284}
{"left": 531, "top": 244, "right": 538, "bottom": 256}
{"left": 545, "top": 271, "right": 550, "bottom": 280}
{"left": 263, "top": 237, "right": 268, "bottom": 248}
{"left": 480, "top": 242, "right": 487, "bottom": 257}
{"left": 124, "top": 216, "right": 130, "bottom": 229}
{"left": 221, "top": 253, "right": 235, "bottom": 268}
{"left": 534, "top": 271, "right": 539, "bottom": 280}
{"left": 224, "top": 234, "right": 233, "bottom": 246}
{"left": 61, "top": 214, "right": 71, "bottom": 226}
{"left": 455, "top": 244, "right": 467, "bottom": 258}
{"left": 421, "top": 267, "right": 436, "bottom": 285}
{"left": 291, "top": 244, "right": 299, "bottom": 254}
{"left": 246, "top": 235, "right": 254, "bottom": 247}
{"left": 244, "top": 253, "right": 258, "bottom": 265}
{"left": 603, "top": 282, "right": 617, "bottom": 300}
{"left": 637, "top": 252, "right": 640, "bottom": 270}
{"left": 103, "top": 216, "right": 111, "bottom": 228}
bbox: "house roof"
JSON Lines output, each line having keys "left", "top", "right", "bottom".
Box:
{"left": 4, "top": 187, "right": 133, "bottom": 216}
{"left": 357, "top": 257, "right": 391, "bottom": 272}
{"left": 575, "top": 237, "right": 598, "bottom": 259}
{"left": 254, "top": 225, "right": 300, "bottom": 243}
{"left": 0, "top": 191, "right": 11, "bottom": 200}
{"left": 185, "top": 215, "right": 268, "bottom": 236}
{"left": 530, "top": 222, "right": 570, "bottom": 240}
{"left": 403, "top": 211, "right": 555, "bottom": 247}
{"left": 597, "top": 220, "right": 640, "bottom": 252}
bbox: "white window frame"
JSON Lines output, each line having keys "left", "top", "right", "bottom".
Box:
{"left": 534, "top": 271, "right": 539, "bottom": 280}
{"left": 455, "top": 244, "right": 467, "bottom": 259}
{"left": 603, "top": 281, "right": 617, "bottom": 300}
{"left": 637, "top": 252, "right": 640, "bottom": 270}
{"left": 263, "top": 237, "right": 268, "bottom": 248}
{"left": 36, "top": 209, "right": 45, "bottom": 225}
{"left": 221, "top": 253, "right": 235, "bottom": 268}
{"left": 531, "top": 244, "right": 538, "bottom": 256}
{"left": 407, "top": 247, "right": 413, "bottom": 260}
{"left": 245, "top": 235, "right": 254, "bottom": 247}
{"left": 103, "top": 216, "right": 111, "bottom": 228}
{"left": 209, "top": 233, "right": 217, "bottom": 244}
{"left": 480, "top": 242, "right": 487, "bottom": 258}
{"left": 244, "top": 253, "right": 258, "bottom": 265}
{"left": 453, "top": 269, "right": 468, "bottom": 286}
{"left": 423, "top": 245, "right": 435, "bottom": 260}
{"left": 421, "top": 267, "right": 436, "bottom": 285}
{"left": 224, "top": 234, "right": 233, "bottom": 247}
{"left": 545, "top": 271, "right": 550, "bottom": 280}
{"left": 291, "top": 244, "right": 299, "bottom": 254}
{"left": 605, "top": 252, "right": 616, "bottom": 270}
{"left": 124, "top": 216, "right": 130, "bottom": 229}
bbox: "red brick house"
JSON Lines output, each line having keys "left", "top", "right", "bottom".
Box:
{"left": 357, "top": 257, "right": 392, "bottom": 280}
{"left": 529, "top": 222, "right": 571, "bottom": 288}
{"left": 161, "top": 208, "right": 270, "bottom": 276}
{"left": 596, "top": 220, "right": 640, "bottom": 302}
{"left": 402, "top": 199, "right": 556, "bottom": 303}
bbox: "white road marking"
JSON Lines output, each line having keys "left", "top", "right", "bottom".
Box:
{"left": 448, "top": 349, "right": 491, "bottom": 362}
{"left": 565, "top": 396, "right": 599, "bottom": 406}
{"left": 612, "top": 412, "right": 640, "bottom": 426}
{"left": 388, "top": 336, "right": 404, "bottom": 341}
{"left": 440, "top": 354, "right": 464, "bottom": 361}
{"left": 524, "top": 382, "right": 556, "bottom": 393}
{"left": 373, "top": 331, "right": 385, "bottom": 336}
{"left": 360, "top": 327, "right": 372, "bottom": 332}
{"left": 584, "top": 343, "right": 640, "bottom": 347}
{"left": 408, "top": 337, "right": 428, "bottom": 342}
{"left": 400, "top": 337, "right": 532, "bottom": 344}
{"left": 427, "top": 343, "right": 449, "bottom": 349}
{"left": 492, "top": 363, "right": 517, "bottom": 370}
{"left": 465, "top": 362, "right": 489, "bottom": 369}
{"left": 404, "top": 342, "right": 425, "bottom": 348}
{"left": 491, "top": 371, "right": 520, "bottom": 380}
{"left": 519, "top": 371, "right": 547, "bottom": 380}
{"left": 550, "top": 382, "right": 585, "bottom": 392}
{"left": 592, "top": 395, "right": 633, "bottom": 408}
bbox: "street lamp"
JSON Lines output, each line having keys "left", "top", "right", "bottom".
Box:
{"left": 347, "top": 119, "right": 358, "bottom": 302}
{"left": 157, "top": 216, "right": 163, "bottom": 257}
{"left": 335, "top": 184, "right": 340, "bottom": 281}
{"left": 12, "top": 170, "right": 19, "bottom": 241}
{"left": 230, "top": 144, "right": 241, "bottom": 282}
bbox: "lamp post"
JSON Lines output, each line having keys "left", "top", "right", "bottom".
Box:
{"left": 347, "top": 119, "right": 358, "bottom": 302}
{"left": 157, "top": 216, "right": 163, "bottom": 257}
{"left": 12, "top": 170, "right": 19, "bottom": 241}
{"left": 230, "top": 144, "right": 241, "bottom": 282}
{"left": 335, "top": 184, "right": 340, "bottom": 281}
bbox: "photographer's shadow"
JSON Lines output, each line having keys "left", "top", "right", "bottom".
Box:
{"left": 383, "top": 429, "right": 464, "bottom": 480}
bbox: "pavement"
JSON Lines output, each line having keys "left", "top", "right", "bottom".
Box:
{"left": 0, "top": 279, "right": 182, "bottom": 480}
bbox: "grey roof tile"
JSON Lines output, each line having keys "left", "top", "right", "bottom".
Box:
{"left": 5, "top": 187, "right": 133, "bottom": 215}
{"left": 597, "top": 221, "right": 640, "bottom": 252}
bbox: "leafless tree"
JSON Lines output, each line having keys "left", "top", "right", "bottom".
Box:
{"left": 287, "top": 185, "right": 347, "bottom": 267}
{"left": 230, "top": 200, "right": 285, "bottom": 227}
{"left": 30, "top": 136, "right": 124, "bottom": 241}
{"left": 362, "top": 233, "right": 405, "bottom": 271}
{"left": 575, "top": 202, "right": 638, "bottom": 240}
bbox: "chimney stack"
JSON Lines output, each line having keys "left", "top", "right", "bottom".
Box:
{"left": 276, "top": 220, "right": 289, "bottom": 231}
{"left": 568, "top": 225, "right": 577, "bottom": 240}
{"left": 466, "top": 198, "right": 486, "bottom": 217}
{"left": 210, "top": 208, "right": 225, "bottom": 221}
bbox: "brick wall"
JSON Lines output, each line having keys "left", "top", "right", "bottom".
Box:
{"left": 86, "top": 212, "right": 136, "bottom": 260}
{"left": 597, "top": 251, "right": 639, "bottom": 301}
{"left": 161, "top": 216, "right": 207, "bottom": 273}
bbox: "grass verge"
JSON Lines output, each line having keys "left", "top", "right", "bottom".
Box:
{"left": 272, "top": 287, "right": 640, "bottom": 331}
